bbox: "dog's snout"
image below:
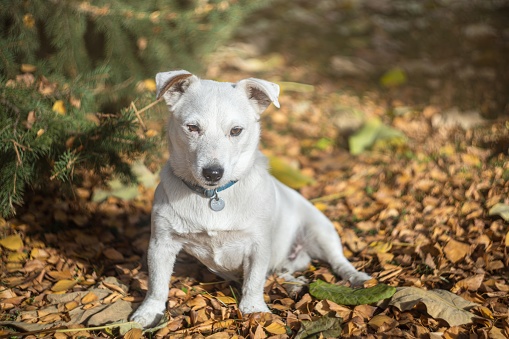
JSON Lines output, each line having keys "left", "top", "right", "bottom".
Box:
{"left": 202, "top": 166, "right": 224, "bottom": 182}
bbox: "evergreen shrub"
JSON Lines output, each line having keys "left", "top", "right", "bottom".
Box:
{"left": 0, "top": 0, "right": 266, "bottom": 216}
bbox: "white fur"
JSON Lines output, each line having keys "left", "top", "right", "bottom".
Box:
{"left": 130, "top": 70, "right": 370, "bottom": 327}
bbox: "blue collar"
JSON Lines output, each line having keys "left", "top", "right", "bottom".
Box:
{"left": 181, "top": 179, "right": 237, "bottom": 198}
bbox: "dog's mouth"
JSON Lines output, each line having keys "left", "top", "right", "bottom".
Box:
{"left": 203, "top": 182, "right": 220, "bottom": 189}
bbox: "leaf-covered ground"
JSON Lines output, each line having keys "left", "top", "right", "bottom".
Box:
{"left": 1, "top": 45, "right": 509, "bottom": 338}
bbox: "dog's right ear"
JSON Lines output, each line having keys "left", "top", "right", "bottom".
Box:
{"left": 155, "top": 70, "right": 199, "bottom": 107}
{"left": 236, "top": 78, "right": 280, "bottom": 115}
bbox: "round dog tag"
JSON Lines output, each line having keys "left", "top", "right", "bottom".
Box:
{"left": 209, "top": 197, "right": 225, "bottom": 211}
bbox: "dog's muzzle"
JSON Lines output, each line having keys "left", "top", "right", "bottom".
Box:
{"left": 202, "top": 166, "right": 224, "bottom": 183}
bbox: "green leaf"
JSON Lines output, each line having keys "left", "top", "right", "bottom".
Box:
{"left": 488, "top": 203, "right": 509, "bottom": 222}
{"left": 131, "top": 161, "right": 159, "bottom": 188}
{"left": 348, "top": 118, "right": 405, "bottom": 155}
{"left": 91, "top": 162, "right": 158, "bottom": 202}
{"left": 380, "top": 67, "right": 407, "bottom": 88}
{"left": 309, "top": 280, "right": 396, "bottom": 306}
{"left": 268, "top": 155, "right": 315, "bottom": 189}
{"left": 294, "top": 317, "right": 342, "bottom": 339}
{"left": 92, "top": 179, "right": 139, "bottom": 202}
{"left": 314, "top": 138, "right": 334, "bottom": 151}
{"left": 279, "top": 81, "right": 315, "bottom": 93}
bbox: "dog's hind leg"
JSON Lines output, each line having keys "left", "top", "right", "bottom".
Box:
{"left": 276, "top": 245, "right": 311, "bottom": 297}
{"left": 304, "top": 213, "right": 371, "bottom": 286}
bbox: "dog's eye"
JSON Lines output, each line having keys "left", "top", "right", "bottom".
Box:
{"left": 187, "top": 124, "right": 200, "bottom": 133}
{"left": 230, "top": 127, "right": 243, "bottom": 137}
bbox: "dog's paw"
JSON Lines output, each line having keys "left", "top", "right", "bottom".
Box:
{"left": 347, "top": 272, "right": 372, "bottom": 287}
{"left": 239, "top": 300, "right": 270, "bottom": 314}
{"left": 282, "top": 275, "right": 308, "bottom": 298}
{"left": 130, "top": 299, "right": 165, "bottom": 328}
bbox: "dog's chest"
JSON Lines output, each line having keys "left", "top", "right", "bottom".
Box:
{"left": 178, "top": 230, "right": 250, "bottom": 274}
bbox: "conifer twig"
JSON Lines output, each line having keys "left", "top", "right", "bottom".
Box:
{"left": 10, "top": 139, "right": 28, "bottom": 165}
{"left": 136, "top": 98, "right": 163, "bottom": 116}
{"left": 130, "top": 102, "right": 146, "bottom": 131}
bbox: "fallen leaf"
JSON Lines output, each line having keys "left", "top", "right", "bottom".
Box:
{"left": 443, "top": 239, "right": 470, "bottom": 263}
{"left": 380, "top": 67, "right": 407, "bottom": 88}
{"left": 489, "top": 203, "right": 509, "bottom": 222}
{"left": 348, "top": 118, "right": 404, "bottom": 155}
{"left": 81, "top": 292, "right": 99, "bottom": 304}
{"left": 251, "top": 324, "right": 266, "bottom": 339}
{"left": 264, "top": 321, "right": 287, "bottom": 335}
{"left": 131, "top": 162, "right": 159, "bottom": 188}
{"left": 215, "top": 295, "right": 237, "bottom": 305}
{"left": 65, "top": 300, "right": 79, "bottom": 311}
{"left": 309, "top": 280, "right": 396, "bottom": 306}
{"left": 368, "top": 314, "right": 395, "bottom": 330}
{"left": 268, "top": 155, "right": 315, "bottom": 189}
{"left": 7, "top": 252, "right": 27, "bottom": 262}
{"left": 389, "top": 287, "right": 481, "bottom": 326}
{"left": 52, "top": 100, "right": 66, "bottom": 115}
{"left": 145, "top": 129, "right": 158, "bottom": 138}
{"left": 51, "top": 279, "right": 78, "bottom": 292}
{"left": 124, "top": 327, "right": 143, "bottom": 339}
{"left": 21, "top": 64, "right": 37, "bottom": 73}
{"left": 87, "top": 300, "right": 133, "bottom": 326}
{"left": 102, "top": 277, "right": 128, "bottom": 294}
{"left": 47, "top": 270, "right": 73, "bottom": 281}
{"left": 204, "top": 332, "right": 230, "bottom": 339}
{"left": 295, "top": 316, "right": 342, "bottom": 339}
{"left": 0, "top": 234, "right": 23, "bottom": 251}
{"left": 369, "top": 241, "right": 393, "bottom": 253}
{"left": 143, "top": 79, "right": 157, "bottom": 92}
{"left": 103, "top": 248, "right": 124, "bottom": 261}
{"left": 451, "top": 274, "right": 484, "bottom": 293}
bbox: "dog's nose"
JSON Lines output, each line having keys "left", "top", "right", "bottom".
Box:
{"left": 202, "top": 167, "right": 224, "bottom": 182}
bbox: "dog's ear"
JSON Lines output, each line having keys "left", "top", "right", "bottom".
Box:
{"left": 236, "top": 78, "right": 280, "bottom": 114}
{"left": 155, "top": 70, "right": 199, "bottom": 107}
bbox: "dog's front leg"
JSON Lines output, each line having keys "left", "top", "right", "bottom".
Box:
{"left": 131, "top": 221, "right": 181, "bottom": 328}
{"left": 239, "top": 243, "right": 271, "bottom": 314}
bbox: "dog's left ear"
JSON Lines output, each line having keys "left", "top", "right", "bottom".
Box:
{"left": 236, "top": 78, "right": 280, "bottom": 114}
{"left": 155, "top": 70, "right": 199, "bottom": 107}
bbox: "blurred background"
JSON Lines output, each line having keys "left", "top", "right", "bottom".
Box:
{"left": 1, "top": 1, "right": 509, "bottom": 336}
{"left": 2, "top": 0, "right": 508, "bottom": 216}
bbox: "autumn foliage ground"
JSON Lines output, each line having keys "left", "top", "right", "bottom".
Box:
{"left": 1, "top": 48, "right": 509, "bottom": 338}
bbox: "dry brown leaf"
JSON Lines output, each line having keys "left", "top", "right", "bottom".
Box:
{"left": 205, "top": 332, "right": 231, "bottom": 339}
{"left": 389, "top": 287, "right": 480, "bottom": 327}
{"left": 47, "top": 270, "right": 73, "bottom": 281}
{"left": 443, "top": 239, "right": 470, "bottom": 263}
{"left": 251, "top": 324, "right": 266, "bottom": 339}
{"left": 451, "top": 274, "right": 484, "bottom": 293}
{"left": 124, "top": 328, "right": 143, "bottom": 339}
{"left": 103, "top": 248, "right": 124, "bottom": 261}
{"left": 342, "top": 228, "right": 367, "bottom": 253}
{"left": 353, "top": 304, "right": 376, "bottom": 320}
{"left": 51, "top": 279, "right": 78, "bottom": 292}
{"left": 7, "top": 252, "right": 27, "bottom": 262}
{"left": 81, "top": 291, "right": 99, "bottom": 304}
{"left": 102, "top": 281, "right": 127, "bottom": 295}
{"left": 87, "top": 300, "right": 132, "bottom": 326}
{"left": 215, "top": 295, "right": 237, "bottom": 305}
{"left": 368, "top": 314, "right": 394, "bottom": 330}
{"left": 188, "top": 295, "right": 208, "bottom": 310}
{"left": 0, "top": 234, "right": 23, "bottom": 251}
{"left": 264, "top": 320, "right": 287, "bottom": 335}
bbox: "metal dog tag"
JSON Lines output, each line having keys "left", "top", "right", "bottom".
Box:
{"left": 209, "top": 197, "right": 225, "bottom": 211}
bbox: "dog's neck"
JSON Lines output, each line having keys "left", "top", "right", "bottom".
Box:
{"left": 180, "top": 179, "right": 237, "bottom": 198}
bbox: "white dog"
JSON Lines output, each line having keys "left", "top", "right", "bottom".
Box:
{"left": 130, "top": 70, "right": 371, "bottom": 327}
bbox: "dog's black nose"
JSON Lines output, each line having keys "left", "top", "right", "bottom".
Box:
{"left": 202, "top": 167, "right": 224, "bottom": 182}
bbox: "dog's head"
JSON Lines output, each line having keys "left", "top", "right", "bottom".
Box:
{"left": 155, "top": 70, "right": 280, "bottom": 189}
